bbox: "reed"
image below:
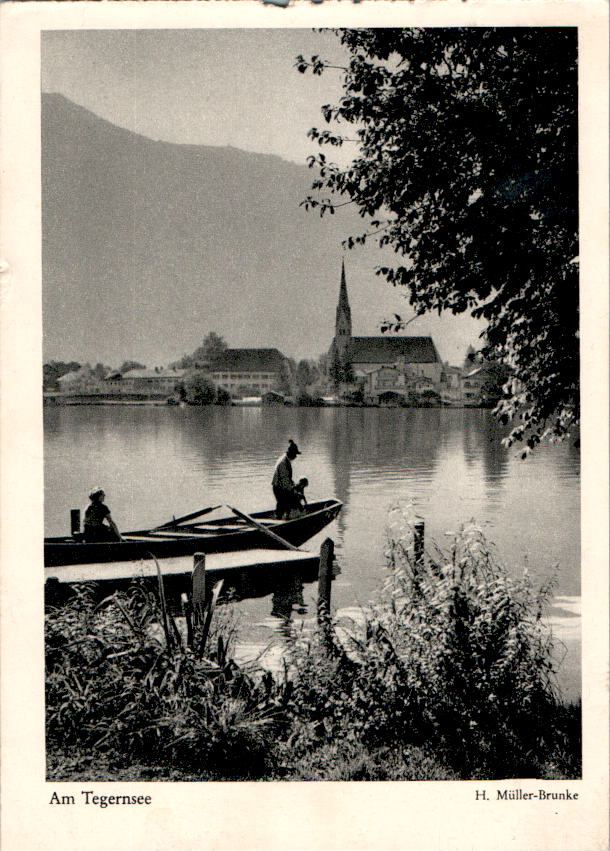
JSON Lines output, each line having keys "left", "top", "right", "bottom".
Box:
{"left": 45, "top": 583, "right": 289, "bottom": 779}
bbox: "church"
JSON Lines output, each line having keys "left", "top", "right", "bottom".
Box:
{"left": 329, "top": 261, "right": 443, "bottom": 400}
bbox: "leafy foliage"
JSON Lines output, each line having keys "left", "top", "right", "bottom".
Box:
{"left": 296, "top": 392, "right": 326, "bottom": 407}
{"left": 328, "top": 346, "right": 354, "bottom": 387}
{"left": 119, "top": 360, "right": 146, "bottom": 373}
{"left": 173, "top": 332, "right": 228, "bottom": 369}
{"left": 181, "top": 371, "right": 217, "bottom": 405}
{"left": 298, "top": 29, "right": 579, "bottom": 451}
{"left": 43, "top": 360, "right": 81, "bottom": 391}
{"left": 275, "top": 357, "right": 295, "bottom": 395}
{"left": 197, "top": 332, "right": 228, "bottom": 365}
{"left": 295, "top": 359, "right": 319, "bottom": 391}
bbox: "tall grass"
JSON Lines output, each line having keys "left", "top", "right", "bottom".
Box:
{"left": 45, "top": 583, "right": 291, "bottom": 779}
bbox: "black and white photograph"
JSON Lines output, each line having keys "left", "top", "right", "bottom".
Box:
{"left": 1, "top": 2, "right": 608, "bottom": 849}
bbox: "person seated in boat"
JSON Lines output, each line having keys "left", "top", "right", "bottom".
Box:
{"left": 272, "top": 439, "right": 302, "bottom": 519}
{"left": 293, "top": 477, "right": 308, "bottom": 509}
{"left": 83, "top": 487, "right": 123, "bottom": 543}
{"left": 285, "top": 477, "right": 308, "bottom": 519}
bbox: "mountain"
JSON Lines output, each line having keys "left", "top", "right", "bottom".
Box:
{"left": 42, "top": 93, "right": 481, "bottom": 366}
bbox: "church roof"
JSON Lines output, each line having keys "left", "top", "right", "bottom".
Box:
{"left": 350, "top": 336, "right": 441, "bottom": 364}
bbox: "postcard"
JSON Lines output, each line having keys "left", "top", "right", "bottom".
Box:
{"left": 1, "top": 1, "right": 608, "bottom": 849}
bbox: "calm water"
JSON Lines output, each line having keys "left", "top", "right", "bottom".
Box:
{"left": 44, "top": 406, "right": 581, "bottom": 697}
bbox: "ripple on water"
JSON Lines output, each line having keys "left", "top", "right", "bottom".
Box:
{"left": 45, "top": 406, "right": 581, "bottom": 696}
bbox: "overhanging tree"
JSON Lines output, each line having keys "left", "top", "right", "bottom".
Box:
{"left": 297, "top": 28, "right": 579, "bottom": 452}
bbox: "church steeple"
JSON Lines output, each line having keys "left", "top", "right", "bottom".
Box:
{"left": 335, "top": 258, "right": 352, "bottom": 345}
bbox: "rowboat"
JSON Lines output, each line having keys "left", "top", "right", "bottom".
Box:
{"left": 44, "top": 499, "right": 342, "bottom": 567}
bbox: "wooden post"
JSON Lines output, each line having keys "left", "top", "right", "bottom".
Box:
{"left": 317, "top": 537, "right": 334, "bottom": 648}
{"left": 70, "top": 509, "right": 81, "bottom": 537}
{"left": 414, "top": 521, "right": 425, "bottom": 567}
{"left": 199, "top": 579, "right": 225, "bottom": 658}
{"left": 181, "top": 592, "right": 193, "bottom": 648}
{"left": 192, "top": 553, "right": 207, "bottom": 627}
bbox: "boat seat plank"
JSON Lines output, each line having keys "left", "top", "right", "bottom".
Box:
{"left": 187, "top": 524, "right": 248, "bottom": 534}
{"left": 122, "top": 535, "right": 179, "bottom": 543}
{"left": 145, "top": 530, "right": 217, "bottom": 539}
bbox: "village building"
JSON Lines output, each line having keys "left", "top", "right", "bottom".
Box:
{"left": 204, "top": 348, "right": 286, "bottom": 398}
{"left": 56, "top": 366, "right": 100, "bottom": 395}
{"left": 439, "top": 364, "right": 464, "bottom": 407}
{"left": 54, "top": 366, "right": 187, "bottom": 400}
{"left": 461, "top": 363, "right": 508, "bottom": 407}
{"left": 113, "top": 367, "right": 187, "bottom": 398}
{"left": 329, "top": 261, "right": 443, "bottom": 403}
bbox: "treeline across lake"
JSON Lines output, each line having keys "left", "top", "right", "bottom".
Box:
{"left": 46, "top": 513, "right": 580, "bottom": 782}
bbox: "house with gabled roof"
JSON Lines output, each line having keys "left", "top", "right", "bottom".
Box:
{"left": 118, "top": 367, "right": 187, "bottom": 398}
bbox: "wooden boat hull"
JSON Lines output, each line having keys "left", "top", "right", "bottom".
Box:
{"left": 44, "top": 499, "right": 342, "bottom": 567}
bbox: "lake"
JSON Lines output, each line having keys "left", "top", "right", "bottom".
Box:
{"left": 44, "top": 405, "right": 581, "bottom": 699}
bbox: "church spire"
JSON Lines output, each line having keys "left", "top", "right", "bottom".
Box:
{"left": 335, "top": 258, "right": 352, "bottom": 340}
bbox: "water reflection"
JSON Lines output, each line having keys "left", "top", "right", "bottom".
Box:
{"left": 461, "top": 409, "right": 511, "bottom": 496}
{"left": 44, "top": 405, "right": 580, "bottom": 600}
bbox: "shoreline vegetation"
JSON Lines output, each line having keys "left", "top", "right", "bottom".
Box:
{"left": 42, "top": 394, "right": 469, "bottom": 410}
{"left": 46, "top": 509, "right": 581, "bottom": 782}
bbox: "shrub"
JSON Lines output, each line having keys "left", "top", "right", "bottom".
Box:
{"left": 296, "top": 392, "right": 325, "bottom": 407}
{"left": 341, "top": 388, "right": 365, "bottom": 405}
{"left": 284, "top": 501, "right": 580, "bottom": 779}
{"left": 374, "top": 503, "right": 563, "bottom": 775}
{"left": 215, "top": 387, "right": 232, "bottom": 405}
{"left": 182, "top": 371, "right": 217, "bottom": 405}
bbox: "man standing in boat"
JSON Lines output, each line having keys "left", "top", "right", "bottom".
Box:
{"left": 272, "top": 440, "right": 302, "bottom": 519}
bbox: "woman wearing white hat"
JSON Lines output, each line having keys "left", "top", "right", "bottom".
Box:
{"left": 83, "top": 488, "right": 122, "bottom": 543}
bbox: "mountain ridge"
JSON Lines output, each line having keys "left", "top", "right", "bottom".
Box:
{"left": 43, "top": 93, "right": 311, "bottom": 167}
{"left": 42, "top": 94, "right": 481, "bottom": 366}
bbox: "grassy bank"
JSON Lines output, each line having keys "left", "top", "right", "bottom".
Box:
{"left": 46, "top": 512, "right": 581, "bottom": 781}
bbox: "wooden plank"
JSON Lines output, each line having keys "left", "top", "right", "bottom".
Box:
{"left": 179, "top": 525, "right": 246, "bottom": 534}
{"left": 317, "top": 538, "right": 334, "bottom": 651}
{"left": 317, "top": 538, "right": 334, "bottom": 619}
{"left": 199, "top": 579, "right": 225, "bottom": 656}
{"left": 227, "top": 505, "right": 300, "bottom": 551}
{"left": 121, "top": 535, "right": 178, "bottom": 543}
{"left": 145, "top": 530, "right": 219, "bottom": 539}
{"left": 152, "top": 505, "right": 222, "bottom": 531}
{"left": 70, "top": 509, "right": 81, "bottom": 536}
{"left": 45, "top": 548, "right": 319, "bottom": 585}
{"left": 192, "top": 553, "right": 207, "bottom": 612}
{"left": 414, "top": 521, "right": 425, "bottom": 566}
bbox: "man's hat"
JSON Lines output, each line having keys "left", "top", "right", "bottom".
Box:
{"left": 89, "top": 486, "right": 105, "bottom": 499}
{"left": 288, "top": 439, "right": 301, "bottom": 455}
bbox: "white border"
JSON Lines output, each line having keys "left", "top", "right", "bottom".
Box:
{"left": 1, "top": 3, "right": 608, "bottom": 850}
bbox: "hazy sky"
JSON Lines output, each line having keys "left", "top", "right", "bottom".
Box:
{"left": 42, "top": 29, "right": 351, "bottom": 165}
{"left": 42, "top": 29, "right": 484, "bottom": 364}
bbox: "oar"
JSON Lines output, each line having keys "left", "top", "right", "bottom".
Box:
{"left": 153, "top": 505, "right": 221, "bottom": 531}
{"left": 227, "top": 505, "right": 300, "bottom": 551}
